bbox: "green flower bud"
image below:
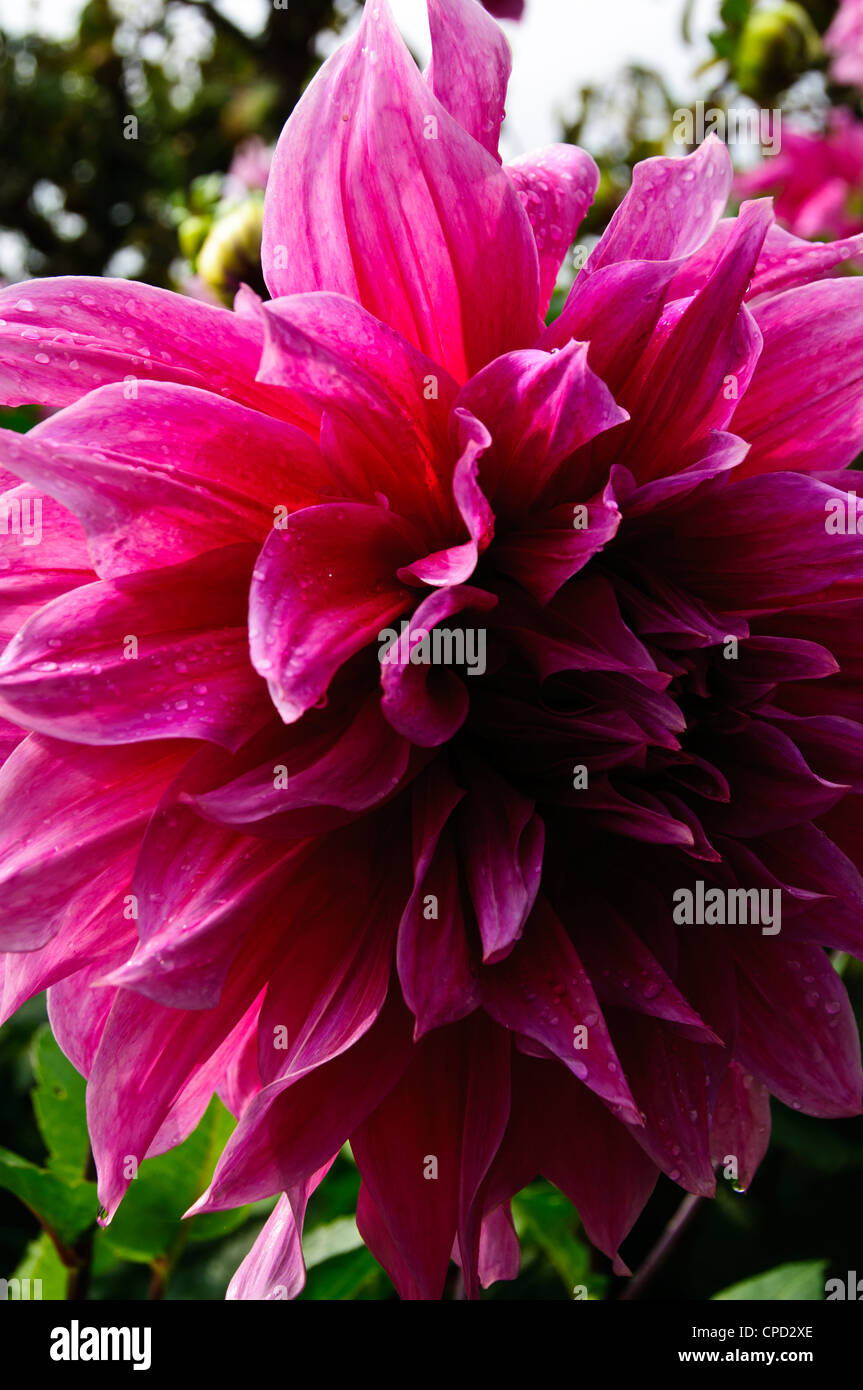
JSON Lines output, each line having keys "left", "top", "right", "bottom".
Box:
{"left": 196, "top": 197, "right": 265, "bottom": 304}
{"left": 177, "top": 214, "right": 212, "bottom": 263}
{"left": 735, "top": 2, "right": 821, "bottom": 100}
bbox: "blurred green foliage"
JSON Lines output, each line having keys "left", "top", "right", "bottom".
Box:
{"left": 0, "top": 0, "right": 356, "bottom": 287}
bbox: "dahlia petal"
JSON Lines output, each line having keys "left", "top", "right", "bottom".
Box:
{"left": 0, "top": 544, "right": 271, "bottom": 750}
{"left": 380, "top": 584, "right": 498, "bottom": 746}
{"left": 426, "top": 0, "right": 511, "bottom": 158}
{"left": 0, "top": 276, "right": 279, "bottom": 415}
{"left": 709, "top": 1060, "right": 771, "bottom": 1192}
{"left": 672, "top": 221, "right": 863, "bottom": 302}
{"left": 257, "top": 829, "right": 403, "bottom": 1084}
{"left": 190, "top": 696, "right": 411, "bottom": 831}
{"left": 612, "top": 567, "right": 747, "bottom": 653}
{"left": 493, "top": 482, "right": 621, "bottom": 603}
{"left": 618, "top": 431, "right": 750, "bottom": 518}
{"left": 673, "top": 929, "right": 739, "bottom": 1107}
{"left": 456, "top": 1016, "right": 511, "bottom": 1299}
{"left": 483, "top": 0, "right": 524, "bottom": 15}
{"left": 537, "top": 1078, "right": 658, "bottom": 1276}
{"left": 459, "top": 756, "right": 544, "bottom": 963}
{"left": 476, "top": 1204, "right": 520, "bottom": 1287}
{"left": 732, "top": 279, "right": 863, "bottom": 474}
{"left": 566, "top": 894, "right": 719, "bottom": 1038}
{"left": 219, "top": 995, "right": 265, "bottom": 1118}
{"left": 110, "top": 756, "right": 303, "bottom": 1009}
{"left": 397, "top": 828, "right": 478, "bottom": 1039}
{"left": 540, "top": 258, "right": 683, "bottom": 400}
{"left": 1, "top": 880, "right": 130, "bottom": 1026}
{"left": 731, "top": 939, "right": 862, "bottom": 1119}
{"left": 455, "top": 340, "right": 627, "bottom": 513}
{"left": 580, "top": 779, "right": 696, "bottom": 846}
{"left": 147, "top": 1001, "right": 263, "bottom": 1161}
{"left": 261, "top": 1, "right": 540, "bottom": 379}
{"left": 398, "top": 413, "right": 494, "bottom": 586}
{"left": 611, "top": 1011, "right": 717, "bottom": 1196}
{"left": 351, "top": 1018, "right": 508, "bottom": 1301}
{"left": 751, "top": 821, "right": 863, "bottom": 957}
{"left": 0, "top": 718, "right": 25, "bottom": 767}
{"left": 356, "top": 1183, "right": 424, "bottom": 1300}
{"left": 250, "top": 504, "right": 418, "bottom": 724}
{"left": 502, "top": 572, "right": 660, "bottom": 682}
{"left": 588, "top": 138, "right": 733, "bottom": 270}
{"left": 226, "top": 1163, "right": 335, "bottom": 1302}
{"left": 90, "top": 939, "right": 292, "bottom": 1217}
{"left": 46, "top": 957, "right": 124, "bottom": 1078}
{"left": 397, "top": 764, "right": 479, "bottom": 1035}
{"left": 482, "top": 898, "right": 641, "bottom": 1121}
{"left": 766, "top": 714, "right": 863, "bottom": 791}
{"left": 620, "top": 200, "right": 770, "bottom": 476}
{"left": 750, "top": 226, "right": 863, "bottom": 301}
{"left": 701, "top": 721, "right": 847, "bottom": 838}
{"left": 729, "top": 637, "right": 840, "bottom": 686}
{"left": 226, "top": 1193, "right": 305, "bottom": 1301}
{"left": 193, "top": 994, "right": 415, "bottom": 1212}
{"left": 0, "top": 734, "right": 191, "bottom": 950}
{"left": 663, "top": 473, "right": 863, "bottom": 614}
{"left": 507, "top": 145, "right": 599, "bottom": 312}
{"left": 1, "top": 383, "right": 330, "bottom": 577}
{"left": 0, "top": 483, "right": 93, "bottom": 640}
{"left": 257, "top": 294, "right": 457, "bottom": 522}
{"left": 497, "top": 1054, "right": 658, "bottom": 1272}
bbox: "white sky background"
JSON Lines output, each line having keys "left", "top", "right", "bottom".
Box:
{"left": 0, "top": 0, "right": 723, "bottom": 157}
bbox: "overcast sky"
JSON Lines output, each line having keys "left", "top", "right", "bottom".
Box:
{"left": 0, "top": 0, "right": 723, "bottom": 155}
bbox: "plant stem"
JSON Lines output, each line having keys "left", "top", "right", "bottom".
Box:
{"left": 618, "top": 1193, "right": 703, "bottom": 1301}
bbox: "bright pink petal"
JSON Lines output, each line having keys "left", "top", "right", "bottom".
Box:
{"left": 507, "top": 145, "right": 599, "bottom": 312}
{"left": 0, "top": 545, "right": 271, "bottom": 750}
{"left": 0, "top": 735, "right": 191, "bottom": 951}
{"left": 0, "top": 276, "right": 287, "bottom": 417}
{"left": 482, "top": 898, "right": 641, "bottom": 1121}
{"left": 261, "top": 1, "right": 540, "bottom": 380}
{"left": 732, "top": 278, "right": 863, "bottom": 475}
{"left": 250, "top": 503, "right": 420, "bottom": 723}
{"left": 380, "top": 584, "right": 497, "bottom": 746}
{"left": 426, "top": 0, "right": 511, "bottom": 158}
{"left": 1, "top": 384, "right": 330, "bottom": 577}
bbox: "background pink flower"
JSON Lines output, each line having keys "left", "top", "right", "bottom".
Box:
{"left": 736, "top": 109, "right": 863, "bottom": 240}
{"left": 826, "top": 0, "right": 863, "bottom": 87}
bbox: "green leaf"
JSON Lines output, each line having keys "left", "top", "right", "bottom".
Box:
{"left": 0, "top": 1146, "right": 97, "bottom": 1245}
{"left": 513, "top": 1182, "right": 597, "bottom": 1296}
{"left": 713, "top": 1261, "right": 827, "bottom": 1301}
{"left": 303, "top": 1216, "right": 364, "bottom": 1270}
{"left": 100, "top": 1096, "right": 242, "bottom": 1263}
{"left": 12, "top": 1232, "right": 68, "bottom": 1300}
{"left": 30, "top": 1026, "right": 89, "bottom": 1181}
{"left": 298, "top": 1245, "right": 388, "bottom": 1301}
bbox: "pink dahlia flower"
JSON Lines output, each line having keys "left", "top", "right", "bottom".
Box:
{"left": 826, "top": 0, "right": 863, "bottom": 87}
{"left": 735, "top": 109, "right": 863, "bottom": 240}
{"left": 2, "top": 0, "right": 863, "bottom": 1300}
